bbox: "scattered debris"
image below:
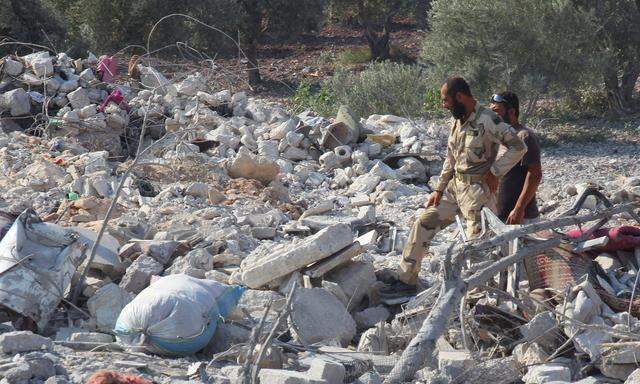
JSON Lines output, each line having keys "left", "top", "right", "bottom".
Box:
{"left": 0, "top": 50, "right": 639, "bottom": 383}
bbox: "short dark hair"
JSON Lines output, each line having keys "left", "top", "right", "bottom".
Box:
{"left": 444, "top": 76, "right": 472, "bottom": 98}
{"left": 497, "top": 91, "right": 519, "bottom": 117}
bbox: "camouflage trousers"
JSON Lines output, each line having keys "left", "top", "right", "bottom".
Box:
{"left": 398, "top": 174, "right": 496, "bottom": 285}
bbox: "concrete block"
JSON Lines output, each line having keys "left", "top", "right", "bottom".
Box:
{"left": 438, "top": 350, "right": 473, "bottom": 379}
{"left": 523, "top": 363, "right": 571, "bottom": 384}
{"left": 2, "top": 57, "right": 23, "bottom": 76}
{"left": 119, "top": 255, "right": 163, "bottom": 294}
{"left": 241, "top": 224, "right": 353, "bottom": 288}
{"left": 308, "top": 359, "right": 346, "bottom": 383}
{"left": 258, "top": 369, "right": 325, "bottom": 384}
{"left": 67, "top": 87, "right": 90, "bottom": 110}
{"left": 0, "top": 331, "right": 52, "bottom": 353}
{"left": 87, "top": 283, "right": 134, "bottom": 332}
{"left": 289, "top": 288, "right": 356, "bottom": 346}
{"left": 2, "top": 88, "right": 30, "bottom": 116}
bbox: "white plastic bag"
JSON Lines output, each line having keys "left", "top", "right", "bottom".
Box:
{"left": 115, "top": 274, "right": 244, "bottom": 356}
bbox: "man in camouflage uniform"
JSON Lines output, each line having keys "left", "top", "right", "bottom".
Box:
{"left": 386, "top": 77, "right": 527, "bottom": 293}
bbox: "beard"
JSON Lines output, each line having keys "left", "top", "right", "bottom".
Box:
{"left": 450, "top": 100, "right": 466, "bottom": 120}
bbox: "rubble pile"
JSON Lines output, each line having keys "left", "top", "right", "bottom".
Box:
{"left": 0, "top": 51, "right": 640, "bottom": 383}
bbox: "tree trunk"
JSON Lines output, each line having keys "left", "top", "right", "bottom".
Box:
{"left": 238, "top": 0, "right": 262, "bottom": 86}
{"left": 415, "top": 0, "right": 430, "bottom": 29}
{"left": 364, "top": 24, "right": 390, "bottom": 61}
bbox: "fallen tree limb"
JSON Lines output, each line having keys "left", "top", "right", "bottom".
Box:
{"left": 385, "top": 203, "right": 638, "bottom": 383}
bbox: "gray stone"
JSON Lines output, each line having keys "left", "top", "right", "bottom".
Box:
{"left": 325, "top": 261, "right": 376, "bottom": 311}
{"left": 308, "top": 359, "right": 345, "bottom": 383}
{"left": 259, "top": 369, "right": 325, "bottom": 384}
{"left": 348, "top": 174, "right": 381, "bottom": 195}
{"left": 252, "top": 226, "right": 277, "bottom": 239}
{"left": 626, "top": 368, "right": 640, "bottom": 383}
{"left": 205, "top": 323, "right": 250, "bottom": 354}
{"left": 119, "top": 255, "right": 164, "bottom": 294}
{"left": 353, "top": 307, "right": 390, "bottom": 329}
{"left": 69, "top": 331, "right": 113, "bottom": 344}
{"left": 355, "top": 372, "right": 383, "bottom": 384}
{"left": 573, "top": 290, "right": 598, "bottom": 323}
{"left": 520, "top": 311, "right": 558, "bottom": 349}
{"left": 228, "top": 147, "right": 280, "bottom": 185}
{"left": 522, "top": 363, "right": 571, "bottom": 384}
{"left": 2, "top": 88, "right": 30, "bottom": 116}
{"left": 2, "top": 57, "right": 23, "bottom": 76}
{"left": 241, "top": 224, "right": 354, "bottom": 289}
{"left": 438, "top": 350, "right": 473, "bottom": 379}
{"left": 3, "top": 363, "right": 33, "bottom": 382}
{"left": 87, "top": 283, "right": 134, "bottom": 332}
{"left": 0, "top": 331, "right": 52, "bottom": 353}
{"left": 45, "top": 377, "right": 70, "bottom": 384}
{"left": 290, "top": 288, "right": 356, "bottom": 346}
{"left": 30, "top": 56, "right": 54, "bottom": 77}
{"left": 67, "top": 87, "right": 90, "bottom": 110}
{"left": 513, "top": 342, "right": 549, "bottom": 366}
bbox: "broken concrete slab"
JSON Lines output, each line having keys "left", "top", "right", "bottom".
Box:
{"left": 522, "top": 363, "right": 571, "bottom": 384}
{"left": 289, "top": 288, "right": 356, "bottom": 346}
{"left": 520, "top": 311, "right": 558, "bottom": 349}
{"left": 308, "top": 359, "right": 346, "bottom": 384}
{"left": 438, "top": 350, "right": 473, "bottom": 379}
{"left": 258, "top": 369, "right": 326, "bottom": 384}
{"left": 119, "top": 255, "right": 163, "bottom": 294}
{"left": 0, "top": 331, "right": 52, "bottom": 354}
{"left": 353, "top": 306, "right": 390, "bottom": 329}
{"left": 325, "top": 260, "right": 376, "bottom": 311}
{"left": 227, "top": 147, "right": 280, "bottom": 185}
{"left": 241, "top": 224, "right": 353, "bottom": 289}
{"left": 1, "top": 88, "right": 30, "bottom": 116}
{"left": 87, "top": 283, "right": 134, "bottom": 332}
{"left": 71, "top": 227, "right": 124, "bottom": 275}
{"left": 304, "top": 242, "right": 364, "bottom": 278}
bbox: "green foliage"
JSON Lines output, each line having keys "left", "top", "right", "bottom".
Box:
{"left": 265, "top": 0, "right": 325, "bottom": 39}
{"left": 423, "top": 87, "right": 445, "bottom": 118}
{"left": 292, "top": 79, "right": 338, "bottom": 116}
{"left": 421, "top": 0, "right": 601, "bottom": 117}
{"left": 294, "top": 61, "right": 432, "bottom": 118}
{"left": 339, "top": 47, "right": 372, "bottom": 66}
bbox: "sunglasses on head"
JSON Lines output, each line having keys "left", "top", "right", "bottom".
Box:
{"left": 491, "top": 94, "right": 512, "bottom": 108}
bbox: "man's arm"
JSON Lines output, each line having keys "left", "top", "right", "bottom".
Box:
{"left": 429, "top": 126, "right": 456, "bottom": 207}
{"left": 488, "top": 121, "right": 527, "bottom": 178}
{"left": 507, "top": 132, "right": 542, "bottom": 224}
{"left": 507, "top": 163, "right": 542, "bottom": 224}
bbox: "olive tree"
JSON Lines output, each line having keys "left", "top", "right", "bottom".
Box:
{"left": 420, "top": 0, "right": 600, "bottom": 117}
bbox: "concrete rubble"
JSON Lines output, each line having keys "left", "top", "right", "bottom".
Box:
{"left": 0, "top": 50, "right": 639, "bottom": 383}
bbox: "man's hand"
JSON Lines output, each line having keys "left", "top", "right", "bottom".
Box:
{"left": 425, "top": 190, "right": 443, "bottom": 207}
{"left": 483, "top": 171, "right": 499, "bottom": 193}
{"left": 506, "top": 206, "right": 525, "bottom": 225}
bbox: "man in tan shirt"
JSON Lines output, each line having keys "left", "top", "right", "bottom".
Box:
{"left": 384, "top": 77, "right": 527, "bottom": 295}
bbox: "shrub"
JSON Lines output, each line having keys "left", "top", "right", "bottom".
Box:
{"left": 327, "top": 61, "right": 431, "bottom": 118}
{"left": 294, "top": 61, "right": 434, "bottom": 118}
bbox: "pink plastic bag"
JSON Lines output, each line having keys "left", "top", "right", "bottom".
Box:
{"left": 97, "top": 55, "right": 117, "bottom": 83}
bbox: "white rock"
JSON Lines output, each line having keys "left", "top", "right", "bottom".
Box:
{"left": 522, "top": 363, "right": 571, "bottom": 384}
{"left": 67, "top": 87, "right": 90, "bottom": 109}
{"left": 0, "top": 331, "right": 52, "bottom": 353}
{"left": 2, "top": 57, "right": 23, "bottom": 76}
{"left": 1, "top": 88, "right": 30, "bottom": 116}
{"left": 87, "top": 283, "right": 134, "bottom": 332}
{"left": 289, "top": 288, "right": 356, "bottom": 346}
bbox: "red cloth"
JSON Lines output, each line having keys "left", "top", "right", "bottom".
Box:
{"left": 97, "top": 56, "right": 117, "bottom": 83}
{"left": 566, "top": 226, "right": 640, "bottom": 251}
{"left": 87, "top": 371, "right": 154, "bottom": 384}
